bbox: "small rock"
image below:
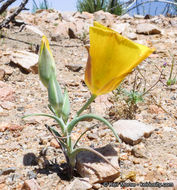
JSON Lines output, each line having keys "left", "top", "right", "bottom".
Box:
{"left": 126, "top": 32, "right": 137, "bottom": 40}
{"left": 23, "top": 153, "right": 38, "bottom": 166}
{"left": 169, "top": 20, "right": 177, "bottom": 27}
{"left": 131, "top": 143, "right": 147, "bottom": 158}
{"left": 0, "top": 81, "right": 15, "bottom": 101}
{"left": 0, "top": 167, "right": 16, "bottom": 175}
{"left": 120, "top": 14, "right": 133, "bottom": 20}
{"left": 136, "top": 23, "right": 161, "bottom": 35}
{"left": 65, "top": 64, "right": 82, "bottom": 72}
{"left": 27, "top": 171, "right": 37, "bottom": 179}
{"left": 66, "top": 178, "right": 92, "bottom": 190}
{"left": 50, "top": 139, "right": 60, "bottom": 148}
{"left": 110, "top": 23, "right": 130, "bottom": 35}
{"left": 0, "top": 122, "right": 24, "bottom": 132}
{"left": 0, "top": 122, "right": 7, "bottom": 132}
{"left": 134, "top": 14, "right": 144, "bottom": 19}
{"left": 76, "top": 144, "right": 120, "bottom": 183}
{"left": 0, "top": 107, "right": 4, "bottom": 114}
{"left": 22, "top": 179, "right": 41, "bottom": 190}
{"left": 113, "top": 120, "right": 154, "bottom": 145}
{"left": 75, "top": 11, "right": 93, "bottom": 20}
{"left": 0, "top": 69, "right": 5, "bottom": 80}
{"left": 10, "top": 50, "right": 38, "bottom": 74}
{"left": 0, "top": 101, "right": 14, "bottom": 110}
{"left": 92, "top": 183, "right": 101, "bottom": 189}
{"left": 4, "top": 67, "right": 14, "bottom": 75}
{"left": 61, "top": 12, "right": 75, "bottom": 22}
{"left": 87, "top": 132, "right": 98, "bottom": 140}
{"left": 144, "top": 14, "right": 152, "bottom": 19}
{"left": 148, "top": 105, "right": 164, "bottom": 114}
{"left": 6, "top": 173, "right": 20, "bottom": 185}
{"left": 6, "top": 124, "right": 24, "bottom": 131}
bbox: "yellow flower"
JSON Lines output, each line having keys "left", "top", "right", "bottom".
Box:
{"left": 85, "top": 22, "right": 155, "bottom": 96}
{"left": 38, "top": 35, "right": 56, "bottom": 88}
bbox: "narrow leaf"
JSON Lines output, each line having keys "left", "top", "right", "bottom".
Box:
{"left": 48, "top": 75, "right": 63, "bottom": 116}
{"left": 62, "top": 88, "right": 70, "bottom": 122}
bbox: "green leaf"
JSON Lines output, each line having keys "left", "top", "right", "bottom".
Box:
{"left": 22, "top": 113, "right": 66, "bottom": 134}
{"left": 45, "top": 125, "right": 66, "bottom": 148}
{"left": 62, "top": 89, "right": 70, "bottom": 122}
{"left": 67, "top": 114, "right": 121, "bottom": 143}
{"left": 48, "top": 75, "right": 63, "bottom": 116}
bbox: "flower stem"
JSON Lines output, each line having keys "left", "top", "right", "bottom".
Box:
{"left": 76, "top": 94, "right": 96, "bottom": 116}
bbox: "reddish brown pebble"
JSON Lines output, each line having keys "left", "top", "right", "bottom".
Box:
{"left": 0, "top": 69, "right": 5, "bottom": 80}
{"left": 0, "top": 123, "right": 24, "bottom": 132}
{"left": 50, "top": 138, "right": 60, "bottom": 148}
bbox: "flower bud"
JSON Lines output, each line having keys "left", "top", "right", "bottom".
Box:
{"left": 38, "top": 35, "right": 56, "bottom": 88}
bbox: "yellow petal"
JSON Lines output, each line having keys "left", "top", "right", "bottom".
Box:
{"left": 40, "top": 35, "right": 53, "bottom": 57}
{"left": 85, "top": 22, "right": 154, "bottom": 96}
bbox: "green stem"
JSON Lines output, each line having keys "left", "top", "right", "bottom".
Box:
{"left": 67, "top": 132, "right": 72, "bottom": 152}
{"left": 67, "top": 114, "right": 121, "bottom": 143}
{"left": 23, "top": 113, "right": 66, "bottom": 134}
{"left": 76, "top": 94, "right": 96, "bottom": 116}
{"left": 169, "top": 54, "right": 174, "bottom": 80}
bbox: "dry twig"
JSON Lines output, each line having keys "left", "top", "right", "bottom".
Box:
{"left": 0, "top": 0, "right": 29, "bottom": 29}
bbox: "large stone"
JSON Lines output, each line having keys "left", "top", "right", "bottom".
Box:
{"left": 76, "top": 144, "right": 120, "bottom": 184}
{"left": 10, "top": 51, "right": 38, "bottom": 74}
{"left": 136, "top": 23, "right": 161, "bottom": 35}
{"left": 113, "top": 120, "right": 154, "bottom": 145}
{"left": 0, "top": 81, "right": 15, "bottom": 101}
{"left": 65, "top": 178, "right": 92, "bottom": 190}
